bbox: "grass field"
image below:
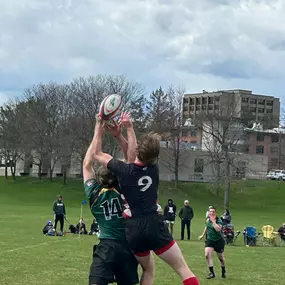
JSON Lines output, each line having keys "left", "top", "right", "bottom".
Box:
{"left": 0, "top": 177, "right": 284, "bottom": 285}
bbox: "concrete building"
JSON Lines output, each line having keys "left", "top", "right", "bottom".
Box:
{"left": 182, "top": 89, "right": 280, "bottom": 128}
{"left": 159, "top": 148, "right": 268, "bottom": 182}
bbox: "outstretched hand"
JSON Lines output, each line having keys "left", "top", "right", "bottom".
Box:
{"left": 119, "top": 112, "right": 133, "bottom": 129}
{"left": 106, "top": 119, "right": 121, "bottom": 137}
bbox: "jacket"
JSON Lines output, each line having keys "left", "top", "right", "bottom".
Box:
{"left": 53, "top": 200, "right": 66, "bottom": 215}
{"left": 179, "top": 205, "right": 194, "bottom": 221}
{"left": 164, "top": 204, "right": 177, "bottom": 221}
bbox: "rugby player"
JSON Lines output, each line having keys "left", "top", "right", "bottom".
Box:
{"left": 83, "top": 118, "right": 139, "bottom": 285}
{"left": 199, "top": 206, "right": 226, "bottom": 279}
{"left": 93, "top": 114, "right": 200, "bottom": 285}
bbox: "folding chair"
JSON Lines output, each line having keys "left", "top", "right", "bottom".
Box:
{"left": 243, "top": 226, "right": 258, "bottom": 246}
{"left": 261, "top": 225, "right": 277, "bottom": 246}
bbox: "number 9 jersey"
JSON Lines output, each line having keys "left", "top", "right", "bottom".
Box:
{"left": 84, "top": 179, "right": 125, "bottom": 240}
{"left": 107, "top": 159, "right": 159, "bottom": 217}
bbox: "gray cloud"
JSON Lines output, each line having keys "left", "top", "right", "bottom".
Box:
{"left": 0, "top": 0, "right": 285, "bottom": 105}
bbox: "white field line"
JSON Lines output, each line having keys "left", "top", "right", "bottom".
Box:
{"left": 1, "top": 239, "right": 67, "bottom": 254}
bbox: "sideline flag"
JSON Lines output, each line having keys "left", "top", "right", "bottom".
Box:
{"left": 81, "top": 200, "right": 87, "bottom": 205}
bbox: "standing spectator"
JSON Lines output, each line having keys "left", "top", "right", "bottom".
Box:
{"left": 278, "top": 223, "right": 285, "bottom": 240}
{"left": 179, "top": 200, "right": 194, "bottom": 240}
{"left": 52, "top": 195, "right": 66, "bottom": 233}
{"left": 164, "top": 198, "right": 177, "bottom": 236}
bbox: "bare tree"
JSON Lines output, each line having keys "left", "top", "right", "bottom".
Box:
{"left": 0, "top": 101, "right": 27, "bottom": 180}
{"left": 194, "top": 94, "right": 246, "bottom": 207}
{"left": 148, "top": 85, "right": 187, "bottom": 188}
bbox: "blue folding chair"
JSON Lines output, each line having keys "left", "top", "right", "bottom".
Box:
{"left": 243, "top": 226, "right": 259, "bottom": 246}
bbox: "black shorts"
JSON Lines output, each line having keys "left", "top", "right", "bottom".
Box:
{"left": 89, "top": 239, "right": 139, "bottom": 285}
{"left": 125, "top": 213, "right": 174, "bottom": 256}
{"left": 205, "top": 238, "right": 225, "bottom": 253}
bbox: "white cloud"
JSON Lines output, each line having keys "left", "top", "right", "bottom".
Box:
{"left": 0, "top": 0, "right": 285, "bottom": 101}
{"left": 0, "top": 92, "right": 9, "bottom": 106}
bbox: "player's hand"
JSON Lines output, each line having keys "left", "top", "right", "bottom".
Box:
{"left": 209, "top": 215, "right": 216, "bottom": 223}
{"left": 119, "top": 112, "right": 133, "bottom": 129}
{"left": 95, "top": 114, "right": 105, "bottom": 132}
{"left": 106, "top": 119, "right": 121, "bottom": 137}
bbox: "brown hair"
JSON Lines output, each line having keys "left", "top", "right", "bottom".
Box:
{"left": 137, "top": 132, "right": 161, "bottom": 165}
{"left": 95, "top": 166, "right": 117, "bottom": 187}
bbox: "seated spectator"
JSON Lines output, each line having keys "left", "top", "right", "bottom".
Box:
{"left": 221, "top": 208, "right": 231, "bottom": 225}
{"left": 75, "top": 218, "right": 88, "bottom": 234}
{"left": 89, "top": 218, "right": 99, "bottom": 235}
{"left": 278, "top": 223, "right": 285, "bottom": 240}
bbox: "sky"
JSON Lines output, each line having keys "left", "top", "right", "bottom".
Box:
{"left": 1, "top": 0, "right": 285, "bottom": 106}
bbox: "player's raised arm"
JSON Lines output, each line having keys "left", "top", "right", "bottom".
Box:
{"left": 106, "top": 119, "right": 128, "bottom": 160}
{"left": 92, "top": 114, "right": 114, "bottom": 169}
{"left": 119, "top": 112, "right": 137, "bottom": 163}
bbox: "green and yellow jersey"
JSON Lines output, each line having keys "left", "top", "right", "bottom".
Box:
{"left": 84, "top": 179, "right": 125, "bottom": 240}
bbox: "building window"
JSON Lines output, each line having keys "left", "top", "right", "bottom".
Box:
{"left": 208, "top": 97, "right": 213, "bottom": 104}
{"left": 242, "top": 97, "right": 248, "bottom": 103}
{"left": 256, "top": 133, "right": 264, "bottom": 141}
{"left": 266, "top": 109, "right": 273, "bottom": 113}
{"left": 183, "top": 106, "right": 188, "bottom": 111}
{"left": 190, "top": 105, "right": 194, "bottom": 111}
{"left": 202, "top": 97, "right": 207, "bottom": 104}
{"left": 250, "top": 107, "right": 256, "bottom": 112}
{"left": 258, "top": 108, "right": 264, "bottom": 113}
{"left": 190, "top": 98, "right": 194, "bottom": 105}
{"left": 258, "top": 100, "right": 265, "bottom": 105}
{"left": 195, "top": 105, "right": 200, "bottom": 111}
{"left": 266, "top": 101, "right": 273, "bottom": 106}
{"left": 256, "top": 145, "right": 264, "bottom": 154}
{"left": 196, "top": 98, "right": 201, "bottom": 104}
{"left": 250, "top": 98, "right": 257, "bottom": 104}
{"left": 271, "top": 134, "right": 279, "bottom": 142}
{"left": 194, "top": 158, "right": 204, "bottom": 173}
{"left": 214, "top": 96, "right": 220, "bottom": 102}
{"left": 183, "top": 98, "right": 188, "bottom": 104}
{"left": 208, "top": 105, "right": 213, "bottom": 110}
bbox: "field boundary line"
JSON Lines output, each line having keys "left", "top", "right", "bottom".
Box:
{"left": 1, "top": 239, "right": 67, "bottom": 254}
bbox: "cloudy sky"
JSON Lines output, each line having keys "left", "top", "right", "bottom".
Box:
{"left": 0, "top": 0, "right": 285, "bottom": 106}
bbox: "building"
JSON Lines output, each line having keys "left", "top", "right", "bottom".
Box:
{"left": 159, "top": 148, "right": 268, "bottom": 181}
{"left": 244, "top": 124, "right": 285, "bottom": 171}
{"left": 182, "top": 89, "right": 280, "bottom": 128}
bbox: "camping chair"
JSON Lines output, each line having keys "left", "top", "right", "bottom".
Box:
{"left": 243, "top": 226, "right": 259, "bottom": 246}
{"left": 261, "top": 225, "right": 277, "bottom": 246}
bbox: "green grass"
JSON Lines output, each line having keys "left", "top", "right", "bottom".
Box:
{"left": 0, "top": 177, "right": 284, "bottom": 285}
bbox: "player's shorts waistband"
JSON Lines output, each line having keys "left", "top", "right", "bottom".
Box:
{"left": 129, "top": 211, "right": 158, "bottom": 219}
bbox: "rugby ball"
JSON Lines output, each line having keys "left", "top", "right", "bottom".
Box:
{"left": 99, "top": 94, "right": 122, "bottom": 120}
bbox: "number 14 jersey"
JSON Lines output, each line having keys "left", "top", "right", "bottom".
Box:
{"left": 84, "top": 179, "right": 125, "bottom": 240}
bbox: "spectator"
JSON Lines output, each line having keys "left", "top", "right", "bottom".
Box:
{"left": 221, "top": 208, "right": 231, "bottom": 225}
{"left": 89, "top": 218, "right": 99, "bottom": 235}
{"left": 76, "top": 217, "right": 88, "bottom": 234}
{"left": 52, "top": 195, "right": 66, "bottom": 233}
{"left": 179, "top": 200, "right": 194, "bottom": 240}
{"left": 278, "top": 223, "right": 285, "bottom": 240}
{"left": 164, "top": 198, "right": 177, "bottom": 236}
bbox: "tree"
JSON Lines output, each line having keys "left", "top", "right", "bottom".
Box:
{"left": 194, "top": 94, "right": 246, "bottom": 207}
{"left": 0, "top": 101, "right": 27, "bottom": 180}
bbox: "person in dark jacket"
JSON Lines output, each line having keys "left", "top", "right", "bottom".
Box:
{"left": 221, "top": 208, "right": 231, "bottom": 225}
{"left": 164, "top": 198, "right": 177, "bottom": 236}
{"left": 75, "top": 217, "right": 88, "bottom": 234}
{"left": 52, "top": 195, "right": 66, "bottom": 233}
{"left": 89, "top": 218, "right": 99, "bottom": 235}
{"left": 179, "top": 200, "right": 194, "bottom": 240}
{"left": 278, "top": 223, "right": 285, "bottom": 240}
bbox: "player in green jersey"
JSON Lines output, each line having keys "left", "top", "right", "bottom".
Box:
{"left": 83, "top": 117, "right": 139, "bottom": 285}
{"left": 199, "top": 206, "right": 226, "bottom": 280}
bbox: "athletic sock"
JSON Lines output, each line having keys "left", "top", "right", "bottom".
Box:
{"left": 221, "top": 266, "right": 226, "bottom": 274}
{"left": 183, "top": 276, "right": 199, "bottom": 285}
{"left": 209, "top": 266, "right": 214, "bottom": 274}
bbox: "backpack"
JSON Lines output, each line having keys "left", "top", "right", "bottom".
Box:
{"left": 69, "top": 224, "right": 77, "bottom": 234}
